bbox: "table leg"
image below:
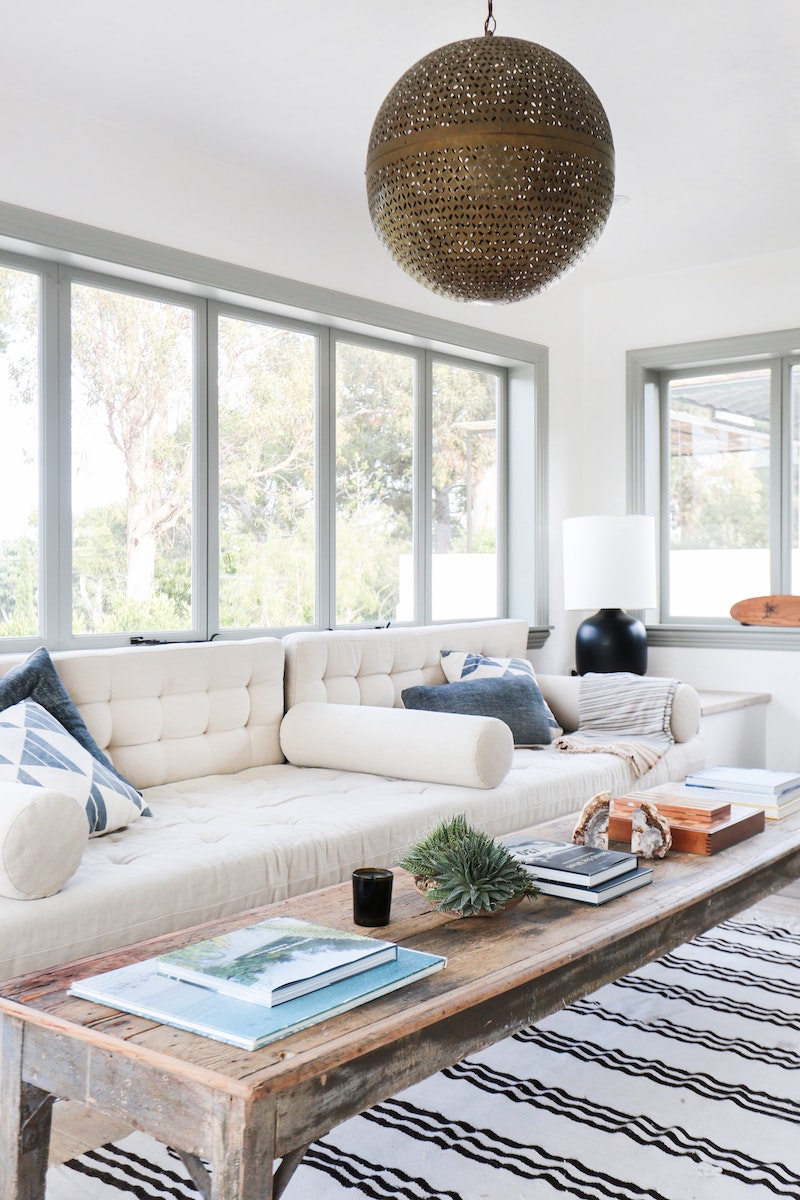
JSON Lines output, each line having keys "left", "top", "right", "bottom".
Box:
{"left": 273, "top": 1143, "right": 312, "bottom": 1199}
{"left": 209, "top": 1094, "right": 278, "bottom": 1200}
{"left": 175, "top": 1149, "right": 213, "bottom": 1196}
{"left": 0, "top": 1013, "right": 54, "bottom": 1200}
{"left": 177, "top": 1134, "right": 310, "bottom": 1200}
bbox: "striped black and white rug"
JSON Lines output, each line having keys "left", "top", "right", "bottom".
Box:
{"left": 46, "top": 915, "right": 800, "bottom": 1200}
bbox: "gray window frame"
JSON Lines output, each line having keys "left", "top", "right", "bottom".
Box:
{"left": 628, "top": 328, "right": 800, "bottom": 649}
{"left": 0, "top": 203, "right": 549, "bottom": 649}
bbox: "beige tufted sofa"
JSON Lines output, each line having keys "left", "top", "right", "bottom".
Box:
{"left": 0, "top": 620, "right": 703, "bottom": 981}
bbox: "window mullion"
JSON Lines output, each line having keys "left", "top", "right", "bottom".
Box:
{"left": 417, "top": 353, "right": 432, "bottom": 625}
{"left": 658, "top": 371, "right": 672, "bottom": 621}
{"left": 317, "top": 330, "right": 334, "bottom": 629}
{"left": 496, "top": 369, "right": 509, "bottom": 618}
{"left": 37, "top": 264, "right": 62, "bottom": 645}
{"left": 780, "top": 356, "right": 798, "bottom": 593}
{"left": 51, "top": 267, "right": 72, "bottom": 647}
{"left": 196, "top": 300, "right": 211, "bottom": 638}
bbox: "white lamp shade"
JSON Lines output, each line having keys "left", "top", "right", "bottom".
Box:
{"left": 563, "top": 515, "right": 657, "bottom": 611}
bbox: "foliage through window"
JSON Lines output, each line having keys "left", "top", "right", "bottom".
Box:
{"left": 217, "top": 314, "right": 316, "bottom": 629}
{"left": 666, "top": 367, "right": 772, "bottom": 618}
{"left": 431, "top": 361, "right": 499, "bottom": 621}
{"left": 631, "top": 335, "right": 800, "bottom": 626}
{"left": 70, "top": 283, "right": 195, "bottom": 635}
{"left": 334, "top": 340, "right": 416, "bottom": 625}
{"left": 0, "top": 255, "right": 512, "bottom": 646}
{"left": 0, "top": 265, "right": 39, "bottom": 638}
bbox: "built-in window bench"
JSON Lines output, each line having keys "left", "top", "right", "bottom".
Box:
{"left": 696, "top": 689, "right": 771, "bottom": 769}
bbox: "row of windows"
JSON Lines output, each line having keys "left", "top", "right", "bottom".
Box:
{"left": 630, "top": 330, "right": 800, "bottom": 631}
{"left": 0, "top": 255, "right": 509, "bottom": 646}
{"left": 9, "top": 226, "right": 793, "bottom": 649}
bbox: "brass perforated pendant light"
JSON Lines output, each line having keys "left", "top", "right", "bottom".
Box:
{"left": 366, "top": 1, "right": 615, "bottom": 303}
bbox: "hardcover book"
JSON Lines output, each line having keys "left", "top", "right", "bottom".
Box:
{"left": 685, "top": 767, "right": 800, "bottom": 797}
{"left": 157, "top": 916, "right": 397, "bottom": 1007}
{"left": 608, "top": 804, "right": 765, "bottom": 855}
{"left": 502, "top": 836, "right": 637, "bottom": 887}
{"left": 533, "top": 866, "right": 653, "bottom": 905}
{"left": 676, "top": 785, "right": 800, "bottom": 821}
{"left": 69, "top": 946, "right": 446, "bottom": 1051}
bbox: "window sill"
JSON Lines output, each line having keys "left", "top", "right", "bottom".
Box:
{"left": 527, "top": 626, "right": 552, "bottom": 650}
{"left": 646, "top": 623, "right": 800, "bottom": 650}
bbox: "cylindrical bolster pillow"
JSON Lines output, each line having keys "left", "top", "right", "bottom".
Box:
{"left": 670, "top": 683, "right": 701, "bottom": 742}
{"left": 280, "top": 702, "right": 514, "bottom": 789}
{"left": 0, "top": 784, "right": 88, "bottom": 900}
{"left": 537, "top": 675, "right": 701, "bottom": 742}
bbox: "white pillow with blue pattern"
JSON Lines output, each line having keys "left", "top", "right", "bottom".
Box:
{"left": 0, "top": 698, "right": 149, "bottom": 836}
{"left": 440, "top": 650, "right": 562, "bottom": 736}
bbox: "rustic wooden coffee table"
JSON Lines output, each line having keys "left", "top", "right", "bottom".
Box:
{"left": 3, "top": 810, "right": 800, "bottom": 1200}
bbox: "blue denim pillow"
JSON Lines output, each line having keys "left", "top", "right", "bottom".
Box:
{"left": 401, "top": 675, "right": 552, "bottom": 747}
{"left": 440, "top": 650, "right": 562, "bottom": 734}
{"left": 0, "top": 647, "right": 146, "bottom": 806}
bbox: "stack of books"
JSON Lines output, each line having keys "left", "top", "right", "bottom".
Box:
{"left": 70, "top": 916, "right": 445, "bottom": 1050}
{"left": 610, "top": 784, "right": 765, "bottom": 854}
{"left": 503, "top": 835, "right": 652, "bottom": 904}
{"left": 684, "top": 766, "right": 800, "bottom": 821}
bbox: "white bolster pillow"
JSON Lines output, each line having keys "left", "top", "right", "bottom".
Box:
{"left": 0, "top": 783, "right": 88, "bottom": 900}
{"left": 537, "top": 675, "right": 701, "bottom": 741}
{"left": 280, "top": 702, "right": 514, "bottom": 789}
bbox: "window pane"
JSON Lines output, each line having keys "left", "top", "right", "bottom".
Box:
{"left": 71, "top": 284, "right": 194, "bottom": 634}
{"left": 217, "top": 316, "right": 316, "bottom": 628}
{"left": 336, "top": 342, "right": 414, "bottom": 625}
{"left": 431, "top": 362, "right": 499, "bottom": 621}
{"left": 668, "top": 369, "right": 771, "bottom": 618}
{"left": 0, "top": 266, "right": 39, "bottom": 637}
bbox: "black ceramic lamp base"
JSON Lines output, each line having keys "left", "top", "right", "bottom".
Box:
{"left": 575, "top": 607, "right": 648, "bottom": 675}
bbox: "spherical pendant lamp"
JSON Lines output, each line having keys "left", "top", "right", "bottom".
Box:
{"left": 366, "top": 4, "right": 615, "bottom": 304}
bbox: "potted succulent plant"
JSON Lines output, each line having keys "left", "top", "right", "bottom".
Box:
{"left": 399, "top": 813, "right": 539, "bottom": 917}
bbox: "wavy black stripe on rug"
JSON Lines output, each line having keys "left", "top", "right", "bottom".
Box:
{"left": 46, "top": 916, "right": 800, "bottom": 1200}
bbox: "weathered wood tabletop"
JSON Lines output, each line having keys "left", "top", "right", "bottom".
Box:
{"left": 3, "top": 809, "right": 800, "bottom": 1200}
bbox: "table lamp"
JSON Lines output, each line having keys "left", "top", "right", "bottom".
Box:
{"left": 563, "top": 515, "right": 657, "bottom": 675}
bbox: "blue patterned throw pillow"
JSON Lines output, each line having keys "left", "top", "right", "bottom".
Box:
{"left": 440, "top": 650, "right": 561, "bottom": 735}
{"left": 0, "top": 699, "right": 150, "bottom": 836}
{"left": 0, "top": 646, "right": 139, "bottom": 792}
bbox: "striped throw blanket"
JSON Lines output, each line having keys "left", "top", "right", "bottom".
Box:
{"left": 555, "top": 672, "right": 679, "bottom": 777}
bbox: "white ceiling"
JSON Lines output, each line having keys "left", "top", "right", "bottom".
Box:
{"left": 3, "top": 0, "right": 800, "bottom": 288}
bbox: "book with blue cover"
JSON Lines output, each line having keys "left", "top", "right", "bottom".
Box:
{"left": 69, "top": 946, "right": 446, "bottom": 1051}
{"left": 156, "top": 916, "right": 397, "bottom": 1007}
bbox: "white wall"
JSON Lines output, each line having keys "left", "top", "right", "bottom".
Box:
{"left": 0, "top": 82, "right": 564, "bottom": 346}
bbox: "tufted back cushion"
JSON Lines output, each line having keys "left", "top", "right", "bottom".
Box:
{"left": 284, "top": 619, "right": 530, "bottom": 709}
{"left": 0, "top": 639, "right": 285, "bottom": 790}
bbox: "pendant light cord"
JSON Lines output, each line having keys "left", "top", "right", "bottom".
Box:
{"left": 484, "top": 0, "right": 496, "bottom": 36}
